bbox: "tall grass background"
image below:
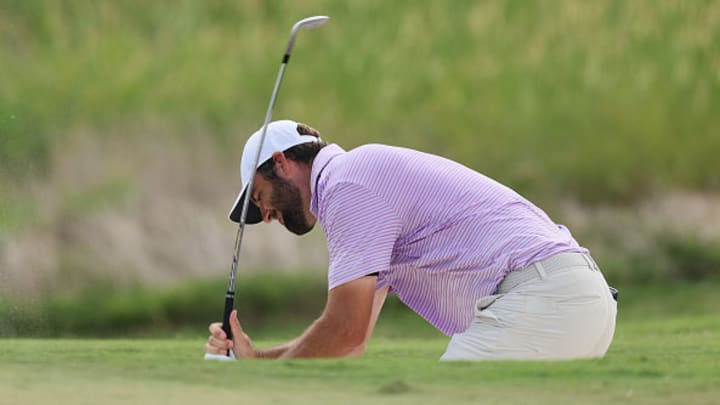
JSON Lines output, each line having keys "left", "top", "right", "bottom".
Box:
{"left": 1, "top": 0, "right": 719, "bottom": 335}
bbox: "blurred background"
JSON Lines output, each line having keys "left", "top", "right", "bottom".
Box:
{"left": 1, "top": 0, "right": 719, "bottom": 337}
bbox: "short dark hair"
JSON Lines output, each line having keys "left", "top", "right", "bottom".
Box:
{"left": 257, "top": 123, "right": 327, "bottom": 180}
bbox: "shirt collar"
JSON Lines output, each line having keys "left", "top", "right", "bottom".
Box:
{"left": 310, "top": 143, "right": 345, "bottom": 215}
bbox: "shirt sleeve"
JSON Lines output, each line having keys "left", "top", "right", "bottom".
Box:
{"left": 322, "top": 181, "right": 402, "bottom": 290}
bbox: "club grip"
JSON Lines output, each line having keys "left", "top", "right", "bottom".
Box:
{"left": 221, "top": 291, "right": 235, "bottom": 340}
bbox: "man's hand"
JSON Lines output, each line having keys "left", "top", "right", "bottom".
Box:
{"left": 205, "top": 309, "right": 256, "bottom": 359}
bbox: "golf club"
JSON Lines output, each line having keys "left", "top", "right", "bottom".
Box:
{"left": 204, "top": 15, "right": 329, "bottom": 361}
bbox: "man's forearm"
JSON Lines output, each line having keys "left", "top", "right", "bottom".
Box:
{"left": 254, "top": 317, "right": 364, "bottom": 359}
{"left": 281, "top": 316, "right": 364, "bottom": 358}
{"left": 255, "top": 338, "right": 299, "bottom": 359}
{"left": 252, "top": 277, "right": 381, "bottom": 359}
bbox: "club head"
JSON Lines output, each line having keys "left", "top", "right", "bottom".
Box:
{"left": 296, "top": 16, "right": 329, "bottom": 30}
{"left": 284, "top": 16, "right": 329, "bottom": 59}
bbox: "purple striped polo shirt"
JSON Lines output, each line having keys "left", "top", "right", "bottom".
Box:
{"left": 309, "top": 144, "right": 586, "bottom": 335}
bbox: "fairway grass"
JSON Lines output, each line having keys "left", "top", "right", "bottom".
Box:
{"left": 2, "top": 314, "right": 719, "bottom": 404}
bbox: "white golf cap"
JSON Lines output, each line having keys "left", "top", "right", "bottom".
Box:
{"left": 228, "top": 120, "right": 320, "bottom": 224}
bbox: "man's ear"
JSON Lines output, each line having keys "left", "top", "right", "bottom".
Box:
{"left": 271, "top": 151, "right": 290, "bottom": 177}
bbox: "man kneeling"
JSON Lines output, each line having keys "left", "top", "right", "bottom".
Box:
{"left": 205, "top": 120, "right": 617, "bottom": 360}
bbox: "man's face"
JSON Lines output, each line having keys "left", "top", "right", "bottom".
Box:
{"left": 251, "top": 172, "right": 315, "bottom": 235}
{"left": 268, "top": 175, "right": 315, "bottom": 235}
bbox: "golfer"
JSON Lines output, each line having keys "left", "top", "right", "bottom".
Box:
{"left": 204, "top": 120, "right": 617, "bottom": 361}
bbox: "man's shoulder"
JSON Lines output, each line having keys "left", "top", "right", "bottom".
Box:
{"left": 326, "top": 144, "right": 404, "bottom": 183}
{"left": 341, "top": 143, "right": 430, "bottom": 170}
{"left": 316, "top": 145, "right": 395, "bottom": 204}
{"left": 346, "top": 143, "right": 409, "bottom": 157}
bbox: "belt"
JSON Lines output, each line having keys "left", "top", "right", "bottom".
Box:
{"left": 497, "top": 252, "right": 618, "bottom": 301}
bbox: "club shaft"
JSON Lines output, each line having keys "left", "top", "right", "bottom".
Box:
{"left": 218, "top": 16, "right": 327, "bottom": 356}
{"left": 220, "top": 51, "right": 290, "bottom": 346}
{"left": 225, "top": 61, "right": 288, "bottom": 295}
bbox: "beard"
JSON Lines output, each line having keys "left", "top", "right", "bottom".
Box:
{"left": 269, "top": 176, "right": 314, "bottom": 235}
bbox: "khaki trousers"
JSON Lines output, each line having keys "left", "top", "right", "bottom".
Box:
{"left": 441, "top": 253, "right": 617, "bottom": 361}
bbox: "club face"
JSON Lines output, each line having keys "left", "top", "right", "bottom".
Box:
{"left": 298, "top": 16, "right": 329, "bottom": 29}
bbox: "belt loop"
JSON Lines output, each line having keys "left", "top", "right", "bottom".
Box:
{"left": 533, "top": 261, "right": 548, "bottom": 280}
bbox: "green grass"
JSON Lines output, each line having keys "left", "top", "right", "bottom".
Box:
{"left": 1, "top": 313, "right": 718, "bottom": 404}
{"left": 2, "top": 282, "right": 719, "bottom": 404}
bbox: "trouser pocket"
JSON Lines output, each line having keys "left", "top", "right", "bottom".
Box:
{"left": 474, "top": 294, "right": 504, "bottom": 320}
